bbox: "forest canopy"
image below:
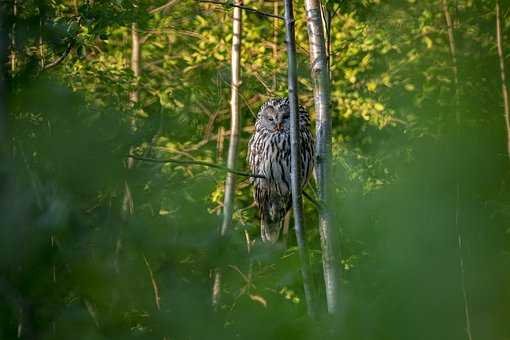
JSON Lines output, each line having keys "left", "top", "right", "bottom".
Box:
{"left": 1, "top": 0, "right": 510, "bottom": 339}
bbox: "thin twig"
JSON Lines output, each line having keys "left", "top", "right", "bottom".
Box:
{"left": 303, "top": 190, "right": 322, "bottom": 210}
{"left": 216, "top": 71, "right": 258, "bottom": 118}
{"left": 149, "top": 0, "right": 178, "bottom": 14}
{"left": 143, "top": 254, "right": 161, "bottom": 311}
{"left": 198, "top": 0, "right": 284, "bottom": 20}
{"left": 127, "top": 154, "right": 265, "bottom": 179}
{"left": 228, "top": 264, "right": 252, "bottom": 286}
{"left": 84, "top": 299, "right": 100, "bottom": 328}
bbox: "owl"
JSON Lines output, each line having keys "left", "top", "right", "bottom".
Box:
{"left": 247, "top": 98, "right": 315, "bottom": 243}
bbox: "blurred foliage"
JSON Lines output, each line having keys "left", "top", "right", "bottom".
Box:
{"left": 1, "top": 0, "right": 510, "bottom": 339}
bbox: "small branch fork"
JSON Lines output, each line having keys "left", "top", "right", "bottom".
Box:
{"left": 198, "top": 0, "right": 284, "bottom": 20}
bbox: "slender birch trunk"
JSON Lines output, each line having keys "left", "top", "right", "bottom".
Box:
{"left": 73, "top": 0, "right": 79, "bottom": 15}
{"left": 304, "top": 0, "right": 340, "bottom": 314}
{"left": 212, "top": 0, "right": 242, "bottom": 307}
{"left": 38, "top": 2, "right": 45, "bottom": 68}
{"left": 272, "top": 0, "right": 278, "bottom": 90}
{"left": 322, "top": 4, "right": 333, "bottom": 79}
{"left": 116, "top": 23, "right": 142, "bottom": 274}
{"left": 9, "top": 0, "right": 16, "bottom": 74}
{"left": 442, "top": 0, "right": 459, "bottom": 122}
{"left": 220, "top": 5, "right": 242, "bottom": 236}
{"left": 129, "top": 22, "right": 141, "bottom": 104}
{"left": 0, "top": 0, "right": 7, "bottom": 143}
{"left": 284, "top": 0, "right": 315, "bottom": 318}
{"left": 122, "top": 22, "right": 141, "bottom": 219}
{"left": 441, "top": 2, "right": 473, "bottom": 340}
{"left": 496, "top": 0, "right": 510, "bottom": 160}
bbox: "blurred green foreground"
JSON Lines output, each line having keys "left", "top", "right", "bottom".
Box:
{"left": 1, "top": 1, "right": 510, "bottom": 339}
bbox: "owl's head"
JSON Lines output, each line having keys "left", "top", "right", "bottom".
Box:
{"left": 255, "top": 98, "right": 290, "bottom": 133}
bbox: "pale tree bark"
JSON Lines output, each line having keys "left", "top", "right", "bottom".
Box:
{"left": 38, "top": 2, "right": 45, "bottom": 68}
{"left": 122, "top": 22, "right": 141, "bottom": 220}
{"left": 496, "top": 0, "right": 510, "bottom": 160}
{"left": 116, "top": 23, "right": 142, "bottom": 275}
{"left": 129, "top": 22, "right": 141, "bottom": 104}
{"left": 9, "top": 0, "right": 16, "bottom": 74}
{"left": 321, "top": 2, "right": 336, "bottom": 80}
{"left": 73, "top": 0, "right": 79, "bottom": 15}
{"left": 0, "top": 0, "right": 7, "bottom": 143}
{"left": 284, "top": 0, "right": 316, "bottom": 318}
{"left": 304, "top": 0, "right": 340, "bottom": 314}
{"left": 212, "top": 0, "right": 243, "bottom": 307}
{"left": 441, "top": 2, "right": 473, "bottom": 340}
{"left": 442, "top": 0, "right": 460, "bottom": 121}
{"left": 272, "top": 0, "right": 278, "bottom": 90}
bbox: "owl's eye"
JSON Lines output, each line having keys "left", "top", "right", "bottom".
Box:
{"left": 268, "top": 117, "right": 274, "bottom": 122}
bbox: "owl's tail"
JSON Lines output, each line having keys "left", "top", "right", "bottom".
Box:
{"left": 261, "top": 216, "right": 283, "bottom": 243}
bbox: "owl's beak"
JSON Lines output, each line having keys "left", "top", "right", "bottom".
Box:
{"left": 275, "top": 122, "right": 283, "bottom": 131}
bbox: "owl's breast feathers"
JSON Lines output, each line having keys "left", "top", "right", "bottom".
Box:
{"left": 248, "top": 125, "right": 314, "bottom": 198}
{"left": 249, "top": 130, "right": 291, "bottom": 196}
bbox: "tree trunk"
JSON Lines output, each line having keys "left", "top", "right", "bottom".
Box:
{"left": 442, "top": 0, "right": 459, "bottom": 122}
{"left": 38, "top": 2, "right": 45, "bottom": 68}
{"left": 0, "top": 10, "right": 36, "bottom": 340}
{"left": 122, "top": 22, "right": 141, "bottom": 220}
{"left": 73, "top": 0, "right": 79, "bottom": 15}
{"left": 272, "top": 0, "right": 278, "bottom": 90}
{"left": 117, "top": 22, "right": 141, "bottom": 274}
{"left": 441, "top": 2, "right": 473, "bottom": 340}
{"left": 0, "top": 0, "right": 8, "bottom": 142}
{"left": 220, "top": 1, "right": 242, "bottom": 236}
{"left": 129, "top": 22, "right": 141, "bottom": 104}
{"left": 284, "top": 0, "right": 316, "bottom": 318}
{"left": 304, "top": 0, "right": 340, "bottom": 314}
{"left": 212, "top": 0, "right": 243, "bottom": 307}
{"left": 496, "top": 0, "right": 510, "bottom": 160}
{"left": 323, "top": 4, "right": 333, "bottom": 80}
{"left": 9, "top": 0, "right": 16, "bottom": 74}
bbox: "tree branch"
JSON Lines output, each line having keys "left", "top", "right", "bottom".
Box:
{"left": 149, "top": 0, "right": 179, "bottom": 14}
{"left": 142, "top": 254, "right": 161, "bottom": 311}
{"left": 305, "top": 0, "right": 340, "bottom": 315}
{"left": 127, "top": 154, "right": 265, "bottom": 179}
{"left": 198, "top": 0, "right": 284, "bottom": 20}
{"left": 284, "top": 0, "right": 316, "bottom": 318}
{"left": 42, "top": 39, "right": 74, "bottom": 71}
{"left": 303, "top": 190, "right": 322, "bottom": 210}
